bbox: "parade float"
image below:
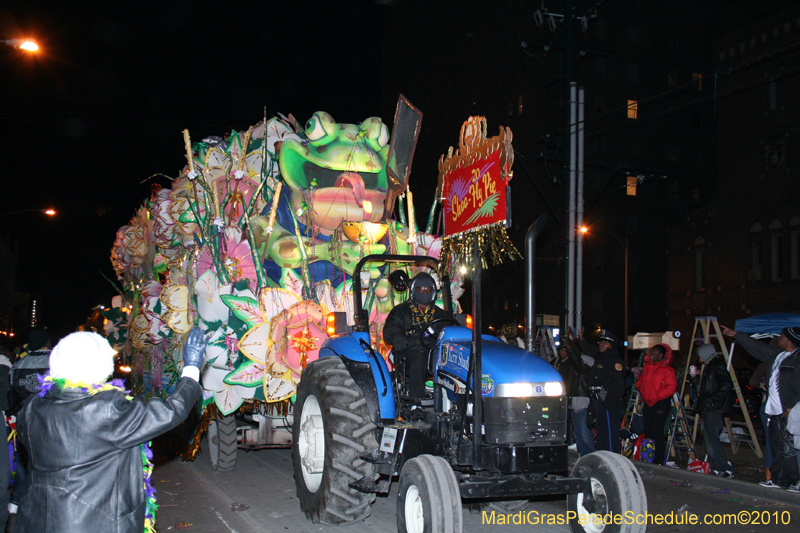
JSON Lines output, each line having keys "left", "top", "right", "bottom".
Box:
{"left": 106, "top": 97, "right": 467, "bottom": 463}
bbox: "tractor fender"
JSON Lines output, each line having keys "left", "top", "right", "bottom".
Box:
{"left": 319, "top": 332, "right": 396, "bottom": 425}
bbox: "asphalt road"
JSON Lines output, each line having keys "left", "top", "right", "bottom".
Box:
{"left": 152, "top": 442, "right": 800, "bottom": 533}
{"left": 152, "top": 444, "right": 569, "bottom": 533}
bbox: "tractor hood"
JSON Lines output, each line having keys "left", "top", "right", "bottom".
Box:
{"left": 435, "top": 327, "right": 563, "bottom": 397}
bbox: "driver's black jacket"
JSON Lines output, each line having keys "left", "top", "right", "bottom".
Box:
{"left": 383, "top": 301, "right": 449, "bottom": 357}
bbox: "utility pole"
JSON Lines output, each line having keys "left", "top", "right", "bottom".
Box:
{"left": 524, "top": 1, "right": 609, "bottom": 335}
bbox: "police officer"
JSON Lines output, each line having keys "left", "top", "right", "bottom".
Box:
{"left": 578, "top": 328, "right": 626, "bottom": 453}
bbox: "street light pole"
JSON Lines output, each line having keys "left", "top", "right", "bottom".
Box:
{"left": 623, "top": 237, "right": 628, "bottom": 365}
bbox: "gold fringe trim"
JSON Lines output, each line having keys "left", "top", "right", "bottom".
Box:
{"left": 440, "top": 222, "right": 521, "bottom": 275}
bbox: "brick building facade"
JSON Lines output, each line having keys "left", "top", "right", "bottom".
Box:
{"left": 667, "top": 0, "right": 800, "bottom": 341}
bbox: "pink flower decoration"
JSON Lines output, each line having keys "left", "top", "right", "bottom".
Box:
{"left": 152, "top": 188, "right": 177, "bottom": 249}
{"left": 195, "top": 228, "right": 258, "bottom": 287}
{"left": 215, "top": 174, "right": 261, "bottom": 224}
{"left": 269, "top": 301, "right": 328, "bottom": 379}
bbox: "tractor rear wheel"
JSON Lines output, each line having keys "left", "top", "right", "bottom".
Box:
{"left": 567, "top": 451, "right": 647, "bottom": 533}
{"left": 293, "top": 357, "right": 378, "bottom": 525}
{"left": 207, "top": 411, "right": 237, "bottom": 472}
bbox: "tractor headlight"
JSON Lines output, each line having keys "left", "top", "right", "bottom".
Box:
{"left": 494, "top": 383, "right": 534, "bottom": 397}
{"left": 544, "top": 381, "right": 563, "bottom": 396}
{"left": 494, "top": 382, "right": 565, "bottom": 397}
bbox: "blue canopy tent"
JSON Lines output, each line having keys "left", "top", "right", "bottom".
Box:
{"left": 734, "top": 313, "right": 800, "bottom": 336}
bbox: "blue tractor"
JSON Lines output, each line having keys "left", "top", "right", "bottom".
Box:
{"left": 292, "top": 222, "right": 647, "bottom": 533}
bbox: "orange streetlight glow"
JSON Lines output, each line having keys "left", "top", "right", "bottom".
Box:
{"left": 20, "top": 40, "right": 39, "bottom": 51}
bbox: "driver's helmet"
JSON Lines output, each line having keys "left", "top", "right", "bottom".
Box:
{"left": 502, "top": 323, "right": 516, "bottom": 338}
{"left": 410, "top": 272, "right": 436, "bottom": 305}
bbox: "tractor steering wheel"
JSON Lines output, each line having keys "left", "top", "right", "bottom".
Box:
{"left": 420, "top": 317, "right": 460, "bottom": 350}
{"left": 422, "top": 317, "right": 460, "bottom": 376}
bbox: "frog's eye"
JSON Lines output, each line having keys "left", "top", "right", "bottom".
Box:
{"left": 360, "top": 117, "right": 389, "bottom": 151}
{"left": 304, "top": 112, "right": 338, "bottom": 144}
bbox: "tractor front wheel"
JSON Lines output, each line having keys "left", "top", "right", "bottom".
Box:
{"left": 567, "top": 451, "right": 647, "bottom": 533}
{"left": 397, "top": 454, "right": 463, "bottom": 533}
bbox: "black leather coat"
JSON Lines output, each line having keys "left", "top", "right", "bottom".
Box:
{"left": 16, "top": 377, "right": 202, "bottom": 533}
{"left": 694, "top": 356, "right": 734, "bottom": 413}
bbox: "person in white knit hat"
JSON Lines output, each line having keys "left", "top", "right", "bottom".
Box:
{"left": 692, "top": 343, "right": 735, "bottom": 478}
{"left": 14, "top": 328, "right": 206, "bottom": 533}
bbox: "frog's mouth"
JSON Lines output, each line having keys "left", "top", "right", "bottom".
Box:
{"left": 297, "top": 169, "right": 385, "bottom": 234}
{"left": 301, "top": 161, "right": 381, "bottom": 190}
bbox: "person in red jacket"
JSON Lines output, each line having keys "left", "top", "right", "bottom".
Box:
{"left": 635, "top": 344, "right": 677, "bottom": 464}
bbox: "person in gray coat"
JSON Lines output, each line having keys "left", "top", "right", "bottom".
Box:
{"left": 14, "top": 329, "right": 206, "bottom": 533}
{"left": 722, "top": 325, "right": 800, "bottom": 492}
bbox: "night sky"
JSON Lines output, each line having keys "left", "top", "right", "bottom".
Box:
{"left": 1, "top": 1, "right": 387, "bottom": 341}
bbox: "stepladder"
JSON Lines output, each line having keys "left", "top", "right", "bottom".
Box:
{"left": 534, "top": 326, "right": 558, "bottom": 362}
{"left": 678, "top": 316, "right": 763, "bottom": 459}
{"left": 666, "top": 391, "right": 698, "bottom": 462}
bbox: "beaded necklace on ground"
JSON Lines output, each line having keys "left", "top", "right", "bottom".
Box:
{"left": 37, "top": 373, "right": 158, "bottom": 533}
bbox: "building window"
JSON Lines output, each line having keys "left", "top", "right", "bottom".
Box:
{"left": 790, "top": 216, "right": 800, "bottom": 280}
{"left": 627, "top": 175, "right": 637, "bottom": 196}
{"left": 769, "top": 80, "right": 782, "bottom": 110}
{"left": 693, "top": 109, "right": 703, "bottom": 128}
{"left": 692, "top": 73, "right": 703, "bottom": 91}
{"left": 772, "top": 234, "right": 784, "bottom": 281}
{"left": 750, "top": 222, "right": 763, "bottom": 281}
{"left": 627, "top": 100, "right": 638, "bottom": 119}
{"left": 625, "top": 137, "right": 638, "bottom": 158}
{"left": 594, "top": 96, "right": 606, "bottom": 116}
{"left": 770, "top": 219, "right": 783, "bottom": 281}
{"left": 694, "top": 236, "right": 706, "bottom": 291}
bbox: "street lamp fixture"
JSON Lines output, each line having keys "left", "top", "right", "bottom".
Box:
{"left": 3, "top": 39, "right": 39, "bottom": 52}
{"left": 581, "top": 225, "right": 629, "bottom": 363}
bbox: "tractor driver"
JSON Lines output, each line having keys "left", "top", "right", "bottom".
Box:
{"left": 383, "top": 272, "right": 449, "bottom": 414}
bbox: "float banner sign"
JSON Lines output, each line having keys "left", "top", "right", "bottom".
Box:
{"left": 441, "top": 148, "right": 508, "bottom": 237}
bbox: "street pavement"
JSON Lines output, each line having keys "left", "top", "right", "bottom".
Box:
{"left": 152, "top": 443, "right": 800, "bottom": 532}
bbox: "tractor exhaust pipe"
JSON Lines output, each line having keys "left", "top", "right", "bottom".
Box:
{"left": 525, "top": 214, "right": 547, "bottom": 352}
